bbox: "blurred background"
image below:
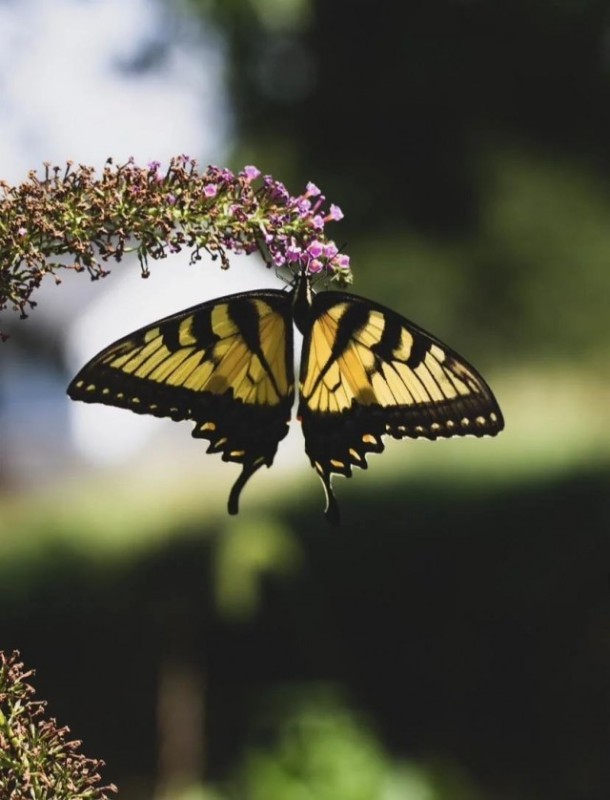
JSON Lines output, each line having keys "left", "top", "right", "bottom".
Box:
{"left": 1, "top": 1, "right": 609, "bottom": 798}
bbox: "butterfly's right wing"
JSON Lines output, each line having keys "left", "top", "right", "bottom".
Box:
{"left": 298, "top": 290, "right": 504, "bottom": 522}
{"left": 68, "top": 289, "right": 294, "bottom": 513}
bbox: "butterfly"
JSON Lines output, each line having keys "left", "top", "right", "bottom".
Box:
{"left": 68, "top": 269, "right": 504, "bottom": 523}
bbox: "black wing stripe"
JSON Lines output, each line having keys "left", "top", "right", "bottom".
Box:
{"left": 162, "top": 319, "right": 182, "bottom": 352}
{"left": 333, "top": 302, "right": 370, "bottom": 355}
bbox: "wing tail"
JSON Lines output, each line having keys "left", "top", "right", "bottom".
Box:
{"left": 228, "top": 457, "right": 267, "bottom": 515}
{"left": 315, "top": 465, "right": 341, "bottom": 525}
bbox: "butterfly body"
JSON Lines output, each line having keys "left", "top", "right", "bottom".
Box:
{"left": 68, "top": 271, "right": 504, "bottom": 522}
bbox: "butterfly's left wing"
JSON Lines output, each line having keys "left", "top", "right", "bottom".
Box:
{"left": 68, "top": 289, "right": 294, "bottom": 513}
{"left": 297, "top": 290, "right": 504, "bottom": 522}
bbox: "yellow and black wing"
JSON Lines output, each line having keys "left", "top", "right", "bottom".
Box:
{"left": 68, "top": 289, "right": 294, "bottom": 513}
{"left": 297, "top": 290, "right": 504, "bottom": 523}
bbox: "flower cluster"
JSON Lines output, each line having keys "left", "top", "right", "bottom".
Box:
{"left": 0, "top": 156, "right": 352, "bottom": 335}
{"left": 256, "top": 176, "right": 350, "bottom": 274}
{"left": 0, "top": 651, "right": 117, "bottom": 799}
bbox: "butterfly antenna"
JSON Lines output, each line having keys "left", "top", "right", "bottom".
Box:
{"left": 227, "top": 459, "right": 266, "bottom": 515}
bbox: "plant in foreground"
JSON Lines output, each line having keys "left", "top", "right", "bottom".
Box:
{"left": 0, "top": 156, "right": 351, "bottom": 338}
{"left": 0, "top": 650, "right": 117, "bottom": 800}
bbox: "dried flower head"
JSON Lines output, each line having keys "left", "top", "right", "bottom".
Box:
{"left": 0, "top": 651, "right": 117, "bottom": 800}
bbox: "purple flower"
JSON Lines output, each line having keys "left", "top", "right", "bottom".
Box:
{"left": 219, "top": 167, "right": 235, "bottom": 182}
{"left": 328, "top": 204, "right": 344, "bottom": 221}
{"left": 204, "top": 184, "right": 218, "bottom": 198}
{"left": 147, "top": 160, "right": 161, "bottom": 172}
{"left": 323, "top": 242, "right": 338, "bottom": 259}
{"left": 17, "top": 227, "right": 27, "bottom": 237}
{"left": 167, "top": 193, "right": 177, "bottom": 205}
{"left": 295, "top": 197, "right": 312, "bottom": 215}
{"left": 311, "top": 214, "right": 325, "bottom": 230}
{"left": 242, "top": 165, "right": 261, "bottom": 181}
{"left": 306, "top": 181, "right": 321, "bottom": 197}
{"left": 263, "top": 175, "right": 289, "bottom": 203}
{"left": 306, "top": 240, "right": 324, "bottom": 258}
{"left": 308, "top": 258, "right": 324, "bottom": 273}
{"left": 286, "top": 244, "right": 303, "bottom": 262}
{"left": 333, "top": 254, "right": 351, "bottom": 271}
{"left": 206, "top": 166, "right": 234, "bottom": 184}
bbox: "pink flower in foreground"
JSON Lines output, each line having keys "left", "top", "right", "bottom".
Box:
{"left": 333, "top": 253, "right": 351, "bottom": 270}
{"left": 306, "top": 240, "right": 324, "bottom": 258}
{"left": 286, "top": 244, "right": 303, "bottom": 262}
{"left": 308, "top": 258, "right": 324, "bottom": 273}
{"left": 242, "top": 165, "right": 261, "bottom": 182}
{"left": 311, "top": 214, "right": 324, "bottom": 230}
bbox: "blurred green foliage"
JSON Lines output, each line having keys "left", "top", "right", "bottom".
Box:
{"left": 214, "top": 518, "right": 302, "bottom": 621}
{"left": 237, "top": 687, "right": 391, "bottom": 800}
{"left": 232, "top": 686, "right": 482, "bottom": 800}
{"left": 2, "top": 466, "right": 609, "bottom": 798}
